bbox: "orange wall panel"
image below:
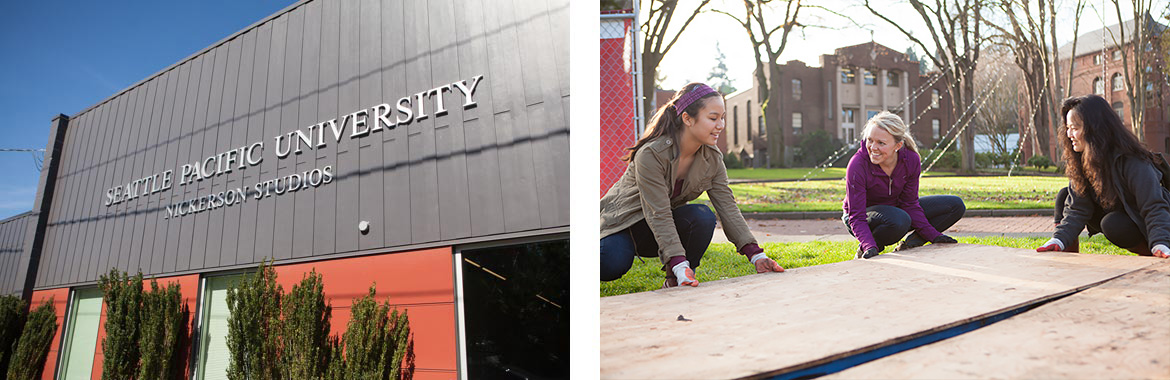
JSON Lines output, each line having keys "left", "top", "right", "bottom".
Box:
{"left": 29, "top": 288, "right": 69, "bottom": 380}
{"left": 273, "top": 247, "right": 457, "bottom": 374}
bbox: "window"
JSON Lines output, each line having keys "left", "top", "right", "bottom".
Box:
{"left": 826, "top": 81, "right": 834, "bottom": 119}
{"left": 792, "top": 113, "right": 803, "bottom": 135}
{"left": 792, "top": 79, "right": 802, "bottom": 100}
{"left": 1093, "top": 77, "right": 1104, "bottom": 94}
{"left": 746, "top": 101, "right": 752, "bottom": 141}
{"left": 58, "top": 288, "right": 102, "bottom": 379}
{"left": 1112, "top": 102, "right": 1124, "bottom": 117}
{"left": 1112, "top": 73, "right": 1124, "bottom": 91}
{"left": 1094, "top": 55, "right": 1101, "bottom": 65}
{"left": 195, "top": 274, "right": 243, "bottom": 380}
{"left": 461, "top": 240, "right": 569, "bottom": 379}
{"left": 1147, "top": 81, "right": 1155, "bottom": 92}
{"left": 758, "top": 116, "right": 765, "bottom": 137}
{"left": 931, "top": 89, "right": 940, "bottom": 109}
{"left": 1112, "top": 50, "right": 1122, "bottom": 61}
{"left": 932, "top": 119, "right": 941, "bottom": 140}
{"left": 866, "top": 110, "right": 880, "bottom": 123}
{"left": 863, "top": 70, "right": 877, "bottom": 85}
{"left": 733, "top": 106, "right": 739, "bottom": 145}
{"left": 842, "top": 108, "right": 856, "bottom": 124}
{"left": 887, "top": 71, "right": 900, "bottom": 87}
{"left": 841, "top": 68, "right": 855, "bottom": 83}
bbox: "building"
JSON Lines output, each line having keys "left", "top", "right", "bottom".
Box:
{"left": 0, "top": 0, "right": 569, "bottom": 378}
{"left": 1055, "top": 14, "right": 1169, "bottom": 155}
{"left": 725, "top": 42, "right": 954, "bottom": 167}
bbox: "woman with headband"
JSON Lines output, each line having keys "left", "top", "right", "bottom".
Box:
{"left": 843, "top": 111, "right": 965, "bottom": 259}
{"left": 600, "top": 83, "right": 785, "bottom": 287}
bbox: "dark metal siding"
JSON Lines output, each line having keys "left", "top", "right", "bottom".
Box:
{"left": 35, "top": 0, "right": 569, "bottom": 288}
{"left": 0, "top": 213, "right": 33, "bottom": 295}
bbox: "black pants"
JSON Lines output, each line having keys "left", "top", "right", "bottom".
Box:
{"left": 1054, "top": 187, "right": 1149, "bottom": 254}
{"left": 599, "top": 204, "right": 716, "bottom": 281}
{"left": 844, "top": 195, "right": 966, "bottom": 250}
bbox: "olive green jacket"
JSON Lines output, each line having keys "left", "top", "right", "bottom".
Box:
{"left": 600, "top": 137, "right": 758, "bottom": 265}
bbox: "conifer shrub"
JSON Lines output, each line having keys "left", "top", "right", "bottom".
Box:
{"left": 138, "top": 279, "right": 184, "bottom": 380}
{"left": 6, "top": 300, "right": 56, "bottom": 380}
{"left": 338, "top": 285, "right": 410, "bottom": 380}
{"left": 226, "top": 260, "right": 282, "bottom": 380}
{"left": 281, "top": 270, "right": 331, "bottom": 379}
{"left": 99, "top": 269, "right": 143, "bottom": 380}
{"left": 0, "top": 295, "right": 27, "bottom": 372}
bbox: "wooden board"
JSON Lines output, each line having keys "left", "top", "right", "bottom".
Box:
{"left": 599, "top": 244, "right": 1162, "bottom": 379}
{"left": 825, "top": 260, "right": 1170, "bottom": 379}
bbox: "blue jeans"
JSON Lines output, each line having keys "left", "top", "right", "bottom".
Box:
{"left": 600, "top": 204, "right": 717, "bottom": 281}
{"left": 843, "top": 195, "right": 966, "bottom": 250}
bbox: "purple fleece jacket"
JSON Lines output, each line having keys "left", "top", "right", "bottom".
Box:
{"left": 843, "top": 145, "right": 941, "bottom": 251}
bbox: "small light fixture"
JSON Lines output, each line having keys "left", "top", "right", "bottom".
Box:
{"left": 358, "top": 221, "right": 370, "bottom": 235}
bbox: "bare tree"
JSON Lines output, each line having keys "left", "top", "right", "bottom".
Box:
{"left": 641, "top": 0, "right": 712, "bottom": 117}
{"left": 865, "top": 0, "right": 985, "bottom": 173}
{"left": 713, "top": 0, "right": 806, "bottom": 167}
{"left": 1107, "top": 0, "right": 1155, "bottom": 141}
{"left": 973, "top": 47, "right": 1020, "bottom": 159}
{"left": 1066, "top": 1, "right": 1088, "bottom": 96}
{"left": 984, "top": 0, "right": 1072, "bottom": 161}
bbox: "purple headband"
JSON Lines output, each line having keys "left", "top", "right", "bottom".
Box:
{"left": 674, "top": 84, "right": 716, "bottom": 116}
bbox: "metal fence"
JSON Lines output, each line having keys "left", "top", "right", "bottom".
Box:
{"left": 599, "top": 11, "right": 642, "bottom": 197}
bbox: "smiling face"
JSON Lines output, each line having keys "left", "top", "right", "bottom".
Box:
{"left": 865, "top": 126, "right": 903, "bottom": 167}
{"left": 1066, "top": 109, "right": 1086, "bottom": 153}
{"left": 682, "top": 96, "right": 726, "bottom": 146}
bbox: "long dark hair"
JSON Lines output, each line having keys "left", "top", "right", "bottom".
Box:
{"left": 1060, "top": 94, "right": 1155, "bottom": 209}
{"left": 621, "top": 82, "right": 722, "bottom": 162}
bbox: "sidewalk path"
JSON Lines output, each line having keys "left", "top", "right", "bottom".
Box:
{"left": 714, "top": 216, "right": 1064, "bottom": 244}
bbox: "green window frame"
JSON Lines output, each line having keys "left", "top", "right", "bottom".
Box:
{"left": 58, "top": 287, "right": 103, "bottom": 380}
{"left": 194, "top": 274, "right": 241, "bottom": 380}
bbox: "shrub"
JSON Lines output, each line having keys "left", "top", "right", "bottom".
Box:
{"left": 138, "top": 279, "right": 184, "bottom": 380}
{"left": 794, "top": 130, "right": 841, "bottom": 167}
{"left": 1028, "top": 155, "right": 1052, "bottom": 170}
{"left": 226, "top": 260, "right": 283, "bottom": 380}
{"left": 0, "top": 295, "right": 26, "bottom": 372}
{"left": 337, "top": 285, "right": 410, "bottom": 379}
{"left": 922, "top": 148, "right": 961, "bottom": 169}
{"left": 281, "top": 270, "right": 331, "bottom": 380}
{"left": 6, "top": 300, "right": 57, "bottom": 380}
{"left": 723, "top": 152, "right": 744, "bottom": 169}
{"left": 99, "top": 269, "right": 143, "bottom": 380}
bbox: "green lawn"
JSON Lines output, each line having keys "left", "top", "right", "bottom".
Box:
{"left": 694, "top": 175, "right": 1068, "bottom": 213}
{"left": 599, "top": 236, "right": 1135, "bottom": 297}
{"left": 726, "top": 167, "right": 957, "bottom": 180}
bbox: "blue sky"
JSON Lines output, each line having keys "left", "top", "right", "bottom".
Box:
{"left": 0, "top": 1, "right": 298, "bottom": 219}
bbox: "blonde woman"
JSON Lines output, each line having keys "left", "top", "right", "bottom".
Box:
{"left": 843, "top": 111, "right": 965, "bottom": 259}
{"left": 600, "top": 83, "right": 784, "bottom": 287}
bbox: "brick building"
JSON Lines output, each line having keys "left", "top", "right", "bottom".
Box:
{"left": 725, "top": 42, "right": 954, "bottom": 167}
{"left": 1055, "top": 14, "right": 1169, "bottom": 156}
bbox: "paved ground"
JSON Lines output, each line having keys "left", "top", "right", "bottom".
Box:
{"left": 714, "top": 215, "right": 1064, "bottom": 244}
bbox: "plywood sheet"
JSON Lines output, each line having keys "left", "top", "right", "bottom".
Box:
{"left": 825, "top": 260, "right": 1170, "bottom": 379}
{"left": 599, "top": 244, "right": 1161, "bottom": 379}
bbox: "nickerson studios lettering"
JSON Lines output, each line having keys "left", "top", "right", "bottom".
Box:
{"left": 101, "top": 75, "right": 483, "bottom": 219}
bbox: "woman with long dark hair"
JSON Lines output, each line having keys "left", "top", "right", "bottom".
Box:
{"left": 600, "top": 83, "right": 785, "bottom": 287}
{"left": 843, "top": 112, "right": 965, "bottom": 259}
{"left": 1037, "top": 95, "right": 1170, "bottom": 257}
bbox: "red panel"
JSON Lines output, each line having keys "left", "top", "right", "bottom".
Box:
{"left": 330, "top": 304, "right": 457, "bottom": 372}
{"left": 29, "top": 288, "right": 69, "bottom": 380}
{"left": 600, "top": 18, "right": 637, "bottom": 197}
{"left": 411, "top": 369, "right": 459, "bottom": 380}
{"left": 273, "top": 247, "right": 456, "bottom": 373}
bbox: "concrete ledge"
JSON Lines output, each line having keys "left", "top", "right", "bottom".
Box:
{"left": 743, "top": 209, "right": 1052, "bottom": 220}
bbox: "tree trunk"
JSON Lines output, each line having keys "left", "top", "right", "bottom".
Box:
{"left": 766, "top": 63, "right": 786, "bottom": 167}
{"left": 642, "top": 52, "right": 663, "bottom": 124}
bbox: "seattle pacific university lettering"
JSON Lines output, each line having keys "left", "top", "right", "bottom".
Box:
{"left": 100, "top": 75, "right": 484, "bottom": 219}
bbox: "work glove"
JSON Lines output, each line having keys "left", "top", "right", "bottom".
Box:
{"left": 1152, "top": 244, "right": 1170, "bottom": 258}
{"left": 1035, "top": 238, "right": 1065, "bottom": 252}
{"left": 749, "top": 253, "right": 785, "bottom": 273}
{"left": 932, "top": 235, "right": 958, "bottom": 244}
{"left": 671, "top": 262, "right": 698, "bottom": 287}
{"left": 857, "top": 247, "right": 881, "bottom": 259}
